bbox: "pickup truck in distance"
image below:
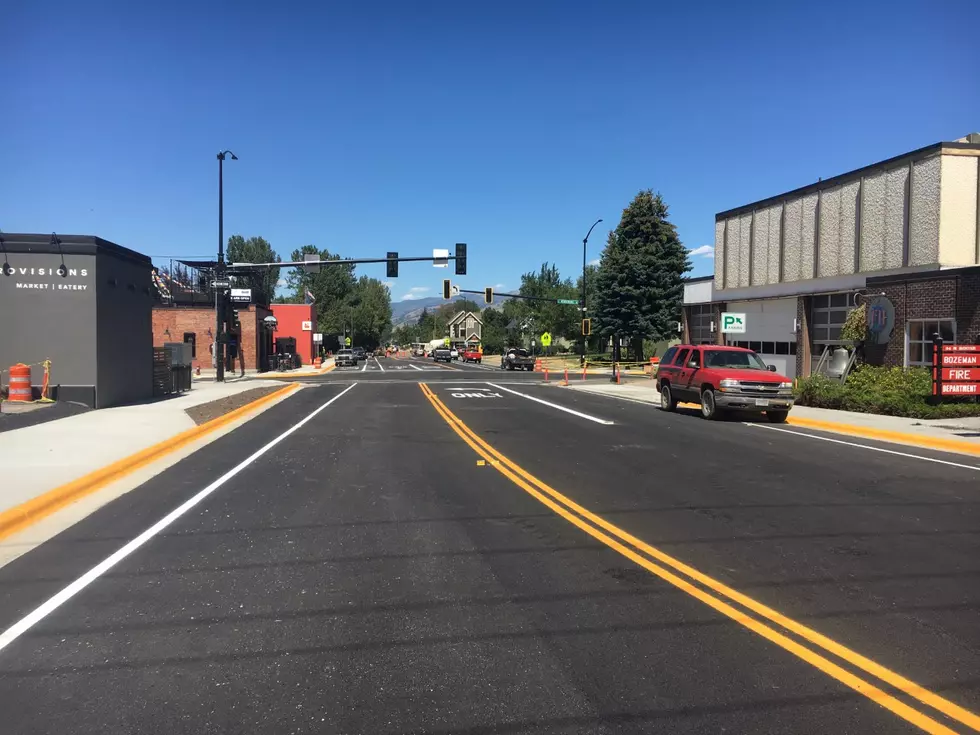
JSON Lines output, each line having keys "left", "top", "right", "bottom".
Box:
{"left": 655, "top": 344, "right": 795, "bottom": 422}
{"left": 461, "top": 349, "right": 482, "bottom": 363}
{"left": 501, "top": 348, "right": 535, "bottom": 371}
{"left": 432, "top": 346, "right": 453, "bottom": 363}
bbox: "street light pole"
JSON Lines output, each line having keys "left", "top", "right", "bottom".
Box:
{"left": 215, "top": 150, "right": 237, "bottom": 381}
{"left": 581, "top": 218, "right": 602, "bottom": 365}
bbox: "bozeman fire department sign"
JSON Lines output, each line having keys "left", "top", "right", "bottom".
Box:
{"left": 932, "top": 342, "right": 980, "bottom": 397}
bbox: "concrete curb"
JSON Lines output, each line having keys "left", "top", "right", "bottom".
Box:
{"left": 0, "top": 382, "right": 301, "bottom": 542}
{"left": 785, "top": 416, "right": 980, "bottom": 457}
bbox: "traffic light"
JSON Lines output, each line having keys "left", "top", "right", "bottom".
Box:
{"left": 581, "top": 318, "right": 591, "bottom": 336}
{"left": 386, "top": 251, "right": 398, "bottom": 278}
{"left": 455, "top": 243, "right": 467, "bottom": 275}
{"left": 442, "top": 279, "right": 452, "bottom": 300}
{"left": 484, "top": 286, "right": 493, "bottom": 304}
{"left": 231, "top": 309, "right": 241, "bottom": 329}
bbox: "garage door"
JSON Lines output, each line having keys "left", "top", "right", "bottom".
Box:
{"left": 725, "top": 298, "right": 797, "bottom": 379}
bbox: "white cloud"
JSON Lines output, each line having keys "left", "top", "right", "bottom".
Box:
{"left": 688, "top": 245, "right": 714, "bottom": 258}
{"left": 381, "top": 280, "right": 394, "bottom": 290}
{"left": 276, "top": 278, "right": 287, "bottom": 287}
{"left": 493, "top": 283, "right": 506, "bottom": 290}
{"left": 409, "top": 286, "right": 430, "bottom": 293}
{"left": 588, "top": 258, "right": 600, "bottom": 266}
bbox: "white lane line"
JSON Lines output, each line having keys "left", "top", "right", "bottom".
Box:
{"left": 747, "top": 423, "right": 980, "bottom": 472}
{"left": 485, "top": 382, "right": 614, "bottom": 425}
{"left": 361, "top": 360, "right": 369, "bottom": 372}
{"left": 0, "top": 383, "right": 359, "bottom": 654}
{"left": 375, "top": 357, "right": 385, "bottom": 373}
{"left": 409, "top": 363, "right": 423, "bottom": 371}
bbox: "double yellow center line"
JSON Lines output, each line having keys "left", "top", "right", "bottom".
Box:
{"left": 419, "top": 382, "right": 979, "bottom": 735}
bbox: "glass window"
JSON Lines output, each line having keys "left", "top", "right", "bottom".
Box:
{"left": 830, "top": 293, "right": 850, "bottom": 307}
{"left": 688, "top": 350, "right": 701, "bottom": 367}
{"left": 906, "top": 319, "right": 955, "bottom": 366}
{"left": 704, "top": 349, "right": 769, "bottom": 370}
{"left": 775, "top": 342, "right": 789, "bottom": 355}
{"left": 183, "top": 332, "right": 196, "bottom": 358}
{"left": 661, "top": 346, "right": 678, "bottom": 365}
{"left": 674, "top": 348, "right": 690, "bottom": 366}
{"left": 789, "top": 342, "right": 797, "bottom": 355}
{"left": 762, "top": 342, "right": 775, "bottom": 354}
{"left": 688, "top": 304, "right": 714, "bottom": 344}
{"left": 749, "top": 341, "right": 762, "bottom": 352}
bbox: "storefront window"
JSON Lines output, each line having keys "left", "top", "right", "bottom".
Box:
{"left": 810, "top": 294, "right": 850, "bottom": 343}
{"left": 906, "top": 320, "right": 955, "bottom": 366}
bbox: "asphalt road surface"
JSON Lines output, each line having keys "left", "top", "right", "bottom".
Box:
{"left": 0, "top": 358, "right": 977, "bottom": 734}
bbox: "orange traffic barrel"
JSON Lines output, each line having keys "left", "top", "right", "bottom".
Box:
{"left": 8, "top": 363, "right": 32, "bottom": 402}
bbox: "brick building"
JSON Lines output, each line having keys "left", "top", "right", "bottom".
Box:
{"left": 152, "top": 304, "right": 273, "bottom": 372}
{"left": 683, "top": 134, "right": 980, "bottom": 377}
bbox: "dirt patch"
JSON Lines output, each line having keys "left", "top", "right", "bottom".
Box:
{"left": 185, "top": 386, "right": 285, "bottom": 426}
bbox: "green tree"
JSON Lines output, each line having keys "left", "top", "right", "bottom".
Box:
{"left": 278, "top": 244, "right": 320, "bottom": 303}
{"left": 226, "top": 235, "right": 282, "bottom": 306}
{"left": 515, "top": 262, "right": 579, "bottom": 348}
{"left": 350, "top": 276, "right": 393, "bottom": 348}
{"left": 480, "top": 307, "right": 508, "bottom": 354}
{"left": 309, "top": 250, "right": 357, "bottom": 336}
{"left": 593, "top": 191, "right": 690, "bottom": 360}
{"left": 576, "top": 263, "right": 599, "bottom": 352}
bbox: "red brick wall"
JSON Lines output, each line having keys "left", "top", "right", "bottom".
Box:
{"left": 152, "top": 306, "right": 271, "bottom": 371}
{"left": 270, "top": 304, "right": 316, "bottom": 364}
{"left": 864, "top": 271, "right": 980, "bottom": 366}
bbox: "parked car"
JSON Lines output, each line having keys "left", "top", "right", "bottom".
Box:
{"left": 352, "top": 347, "right": 366, "bottom": 362}
{"left": 655, "top": 344, "right": 794, "bottom": 421}
{"left": 501, "top": 348, "right": 535, "bottom": 371}
{"left": 450, "top": 348, "right": 459, "bottom": 361}
{"left": 335, "top": 349, "right": 357, "bottom": 367}
{"left": 461, "top": 349, "right": 482, "bottom": 363}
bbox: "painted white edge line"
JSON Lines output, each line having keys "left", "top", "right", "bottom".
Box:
{"left": 747, "top": 423, "right": 980, "bottom": 472}
{"left": 360, "top": 360, "right": 369, "bottom": 372}
{"left": 0, "top": 382, "right": 359, "bottom": 654}
{"left": 565, "top": 389, "right": 662, "bottom": 408}
{"left": 375, "top": 357, "right": 385, "bottom": 373}
{"left": 485, "top": 382, "right": 614, "bottom": 425}
{"left": 409, "top": 363, "right": 423, "bottom": 371}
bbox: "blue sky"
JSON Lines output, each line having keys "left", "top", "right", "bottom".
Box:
{"left": 2, "top": 0, "right": 976, "bottom": 302}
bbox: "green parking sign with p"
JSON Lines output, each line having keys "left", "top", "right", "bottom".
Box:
{"left": 721, "top": 312, "right": 746, "bottom": 334}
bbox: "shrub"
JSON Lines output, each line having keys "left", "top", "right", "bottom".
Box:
{"left": 795, "top": 365, "right": 980, "bottom": 419}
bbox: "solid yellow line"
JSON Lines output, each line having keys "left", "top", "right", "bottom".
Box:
{"left": 419, "top": 382, "right": 977, "bottom": 734}
{"left": 0, "top": 383, "right": 300, "bottom": 542}
{"left": 786, "top": 415, "right": 980, "bottom": 456}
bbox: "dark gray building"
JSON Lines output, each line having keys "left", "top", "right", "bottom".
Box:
{"left": 0, "top": 234, "right": 155, "bottom": 408}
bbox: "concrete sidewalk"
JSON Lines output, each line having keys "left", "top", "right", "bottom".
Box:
{"left": 563, "top": 380, "right": 980, "bottom": 453}
{"left": 0, "top": 379, "right": 292, "bottom": 516}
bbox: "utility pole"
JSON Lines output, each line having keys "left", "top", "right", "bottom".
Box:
{"left": 215, "top": 150, "right": 237, "bottom": 381}
{"left": 581, "top": 218, "right": 602, "bottom": 366}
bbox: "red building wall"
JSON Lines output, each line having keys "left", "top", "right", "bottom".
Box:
{"left": 270, "top": 304, "right": 316, "bottom": 365}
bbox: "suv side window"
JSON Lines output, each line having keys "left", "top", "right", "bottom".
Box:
{"left": 673, "top": 348, "right": 690, "bottom": 367}
{"left": 687, "top": 349, "right": 701, "bottom": 368}
{"left": 660, "top": 346, "right": 678, "bottom": 366}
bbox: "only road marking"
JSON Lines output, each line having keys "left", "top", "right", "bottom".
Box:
{"left": 485, "top": 382, "right": 613, "bottom": 425}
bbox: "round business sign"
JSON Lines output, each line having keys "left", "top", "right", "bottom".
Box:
{"left": 866, "top": 296, "right": 895, "bottom": 345}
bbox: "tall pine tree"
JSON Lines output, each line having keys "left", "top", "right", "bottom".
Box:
{"left": 593, "top": 190, "right": 690, "bottom": 359}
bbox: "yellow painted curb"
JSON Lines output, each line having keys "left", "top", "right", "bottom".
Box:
{"left": 0, "top": 382, "right": 301, "bottom": 542}
{"left": 786, "top": 416, "right": 980, "bottom": 456}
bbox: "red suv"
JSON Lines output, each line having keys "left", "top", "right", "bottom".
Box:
{"left": 654, "top": 344, "right": 795, "bottom": 422}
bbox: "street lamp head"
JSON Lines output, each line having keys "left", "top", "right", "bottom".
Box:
{"left": 217, "top": 150, "right": 238, "bottom": 161}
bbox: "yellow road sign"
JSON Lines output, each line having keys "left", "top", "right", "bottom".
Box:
{"left": 540, "top": 332, "right": 552, "bottom": 347}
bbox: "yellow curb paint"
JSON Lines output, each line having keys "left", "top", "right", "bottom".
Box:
{"left": 786, "top": 416, "right": 980, "bottom": 457}
{"left": 419, "top": 382, "right": 979, "bottom": 735}
{"left": 0, "top": 383, "right": 301, "bottom": 542}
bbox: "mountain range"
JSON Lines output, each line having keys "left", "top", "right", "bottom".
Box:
{"left": 391, "top": 294, "right": 507, "bottom": 326}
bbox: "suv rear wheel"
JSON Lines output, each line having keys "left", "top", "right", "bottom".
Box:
{"left": 660, "top": 383, "right": 677, "bottom": 412}
{"left": 701, "top": 388, "right": 724, "bottom": 420}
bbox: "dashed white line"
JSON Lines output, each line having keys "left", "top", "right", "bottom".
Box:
{"left": 375, "top": 357, "right": 385, "bottom": 372}
{"left": 485, "top": 382, "right": 614, "bottom": 425}
{"left": 0, "top": 383, "right": 359, "bottom": 654}
{"left": 409, "top": 363, "right": 424, "bottom": 371}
